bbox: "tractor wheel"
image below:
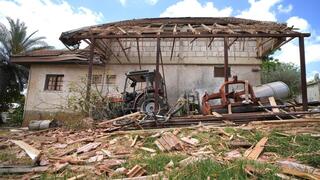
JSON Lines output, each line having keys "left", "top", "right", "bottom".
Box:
{"left": 136, "top": 94, "right": 168, "bottom": 115}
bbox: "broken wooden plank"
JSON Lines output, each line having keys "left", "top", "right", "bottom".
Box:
{"left": 99, "top": 112, "right": 143, "bottom": 126}
{"left": 67, "top": 173, "right": 86, "bottom": 180}
{"left": 10, "top": 140, "right": 41, "bottom": 163}
{"left": 212, "top": 111, "right": 222, "bottom": 118}
{"left": 155, "top": 132, "right": 183, "bottom": 152}
{"left": 114, "top": 172, "right": 163, "bottom": 180}
{"left": 269, "top": 97, "right": 280, "bottom": 113}
{"left": 180, "top": 137, "right": 199, "bottom": 146}
{"left": 245, "top": 137, "right": 268, "bottom": 160}
{"left": 76, "top": 142, "right": 101, "bottom": 154}
{"left": 0, "top": 166, "right": 49, "bottom": 174}
{"left": 139, "top": 147, "right": 156, "bottom": 153}
{"left": 126, "top": 165, "right": 146, "bottom": 178}
{"left": 277, "top": 160, "right": 320, "bottom": 180}
{"left": 131, "top": 135, "right": 139, "bottom": 147}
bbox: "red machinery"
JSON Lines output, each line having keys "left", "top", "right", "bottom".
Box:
{"left": 202, "top": 76, "right": 258, "bottom": 115}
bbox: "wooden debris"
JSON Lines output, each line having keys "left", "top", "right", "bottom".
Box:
{"left": 139, "top": 147, "right": 156, "bottom": 153}
{"left": 126, "top": 165, "right": 146, "bottom": 178}
{"left": 67, "top": 173, "right": 86, "bottom": 180}
{"left": 87, "top": 155, "right": 104, "bottom": 163}
{"left": 277, "top": 160, "right": 320, "bottom": 180}
{"left": 114, "top": 172, "right": 163, "bottom": 180}
{"left": 155, "top": 132, "right": 183, "bottom": 152}
{"left": 10, "top": 140, "right": 41, "bottom": 163}
{"left": 224, "top": 150, "right": 242, "bottom": 160}
{"left": 228, "top": 140, "right": 252, "bottom": 148}
{"left": 52, "top": 162, "right": 69, "bottom": 173}
{"left": 99, "top": 112, "right": 143, "bottom": 126}
{"left": 212, "top": 111, "right": 222, "bottom": 117}
{"left": 76, "top": 142, "right": 101, "bottom": 154}
{"left": 0, "top": 166, "right": 49, "bottom": 174}
{"left": 131, "top": 135, "right": 139, "bottom": 147}
{"left": 245, "top": 137, "right": 268, "bottom": 160}
{"left": 268, "top": 97, "right": 280, "bottom": 113}
{"left": 180, "top": 137, "right": 199, "bottom": 146}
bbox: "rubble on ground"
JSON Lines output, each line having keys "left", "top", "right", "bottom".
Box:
{"left": 0, "top": 116, "right": 320, "bottom": 179}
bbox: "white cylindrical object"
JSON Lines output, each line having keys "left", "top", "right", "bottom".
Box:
{"left": 253, "top": 81, "right": 289, "bottom": 99}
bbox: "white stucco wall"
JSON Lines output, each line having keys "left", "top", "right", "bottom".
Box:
{"left": 23, "top": 37, "right": 262, "bottom": 122}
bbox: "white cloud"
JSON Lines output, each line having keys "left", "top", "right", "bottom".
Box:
{"left": 160, "top": 0, "right": 232, "bottom": 17}
{"left": 287, "top": 16, "right": 309, "bottom": 32}
{"left": 0, "top": 0, "right": 103, "bottom": 48}
{"left": 145, "top": 0, "right": 158, "bottom": 5}
{"left": 277, "top": 4, "right": 293, "bottom": 13}
{"left": 236, "top": 0, "right": 281, "bottom": 21}
{"left": 119, "top": 0, "right": 126, "bottom": 6}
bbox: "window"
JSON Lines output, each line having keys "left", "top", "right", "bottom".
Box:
{"left": 44, "top": 74, "right": 64, "bottom": 91}
{"left": 92, "top": 75, "right": 102, "bottom": 84}
{"left": 214, "top": 66, "right": 231, "bottom": 78}
{"left": 106, "top": 75, "right": 116, "bottom": 84}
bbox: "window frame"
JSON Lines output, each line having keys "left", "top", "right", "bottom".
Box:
{"left": 44, "top": 74, "right": 64, "bottom": 91}
{"left": 214, "top": 66, "right": 231, "bottom": 78}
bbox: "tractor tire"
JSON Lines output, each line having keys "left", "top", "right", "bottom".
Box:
{"left": 136, "top": 94, "right": 168, "bottom": 115}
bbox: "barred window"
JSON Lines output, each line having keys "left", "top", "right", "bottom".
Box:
{"left": 92, "top": 74, "right": 102, "bottom": 84}
{"left": 214, "top": 66, "right": 231, "bottom": 78}
{"left": 106, "top": 75, "right": 116, "bottom": 84}
{"left": 44, "top": 74, "right": 64, "bottom": 91}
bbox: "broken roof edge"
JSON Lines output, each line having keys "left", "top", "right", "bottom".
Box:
{"left": 59, "top": 16, "right": 310, "bottom": 47}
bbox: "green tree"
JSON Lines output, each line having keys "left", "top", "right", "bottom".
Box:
{"left": 0, "top": 17, "right": 52, "bottom": 116}
{"left": 261, "top": 55, "right": 301, "bottom": 97}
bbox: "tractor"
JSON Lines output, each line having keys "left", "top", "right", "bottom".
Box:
{"left": 121, "top": 70, "right": 169, "bottom": 115}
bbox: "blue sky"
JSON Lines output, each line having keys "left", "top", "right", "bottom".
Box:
{"left": 0, "top": 0, "right": 319, "bottom": 80}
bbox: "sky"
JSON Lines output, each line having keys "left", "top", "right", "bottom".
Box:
{"left": 0, "top": 0, "right": 319, "bottom": 80}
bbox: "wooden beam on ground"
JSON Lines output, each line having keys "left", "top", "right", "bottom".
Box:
{"left": 245, "top": 137, "right": 268, "bottom": 160}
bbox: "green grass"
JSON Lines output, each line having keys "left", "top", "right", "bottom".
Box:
{"left": 266, "top": 132, "right": 320, "bottom": 167}
{"left": 123, "top": 152, "right": 186, "bottom": 174}
{"left": 168, "top": 159, "right": 279, "bottom": 180}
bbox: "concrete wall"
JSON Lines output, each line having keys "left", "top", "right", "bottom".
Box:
{"left": 23, "top": 38, "right": 262, "bottom": 122}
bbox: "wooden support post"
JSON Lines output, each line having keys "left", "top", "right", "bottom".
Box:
{"left": 170, "top": 38, "right": 176, "bottom": 61}
{"left": 299, "top": 36, "right": 308, "bottom": 111}
{"left": 155, "top": 37, "right": 161, "bottom": 112}
{"left": 136, "top": 38, "right": 141, "bottom": 69}
{"left": 224, "top": 37, "right": 229, "bottom": 93}
{"left": 86, "top": 37, "right": 95, "bottom": 117}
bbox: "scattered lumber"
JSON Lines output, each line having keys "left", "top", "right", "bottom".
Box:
{"left": 126, "top": 165, "right": 146, "bottom": 178}
{"left": 249, "top": 118, "right": 320, "bottom": 127}
{"left": 277, "top": 160, "right": 320, "bottom": 180}
{"left": 10, "top": 140, "right": 41, "bottom": 163}
{"left": 155, "top": 132, "right": 183, "bottom": 152}
{"left": 228, "top": 141, "right": 252, "bottom": 148}
{"left": 131, "top": 135, "right": 139, "bottom": 147}
{"left": 0, "top": 166, "right": 49, "bottom": 174}
{"left": 52, "top": 162, "right": 69, "bottom": 173}
{"left": 180, "top": 137, "right": 199, "bottom": 146}
{"left": 67, "top": 173, "right": 86, "bottom": 180}
{"left": 99, "top": 112, "right": 143, "bottom": 126}
{"left": 139, "top": 147, "right": 156, "bottom": 153}
{"left": 114, "top": 172, "right": 163, "bottom": 180}
{"left": 212, "top": 112, "right": 222, "bottom": 118}
{"left": 244, "top": 137, "right": 268, "bottom": 160}
{"left": 76, "top": 142, "right": 101, "bottom": 154}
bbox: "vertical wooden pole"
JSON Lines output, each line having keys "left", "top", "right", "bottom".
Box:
{"left": 155, "top": 37, "right": 160, "bottom": 112}
{"left": 224, "top": 37, "right": 229, "bottom": 93}
{"left": 299, "top": 36, "right": 308, "bottom": 111}
{"left": 86, "top": 37, "right": 95, "bottom": 117}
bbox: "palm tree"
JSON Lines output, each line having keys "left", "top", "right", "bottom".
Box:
{"left": 0, "top": 17, "right": 53, "bottom": 112}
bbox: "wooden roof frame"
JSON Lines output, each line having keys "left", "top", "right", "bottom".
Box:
{"left": 58, "top": 17, "right": 311, "bottom": 115}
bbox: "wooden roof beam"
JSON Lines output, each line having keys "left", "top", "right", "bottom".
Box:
{"left": 188, "top": 24, "right": 199, "bottom": 34}
{"left": 116, "top": 38, "right": 131, "bottom": 62}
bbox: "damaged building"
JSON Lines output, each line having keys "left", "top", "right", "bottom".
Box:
{"left": 11, "top": 17, "right": 310, "bottom": 123}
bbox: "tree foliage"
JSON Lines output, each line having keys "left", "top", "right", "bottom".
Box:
{"left": 261, "top": 56, "right": 301, "bottom": 97}
{"left": 0, "top": 17, "right": 52, "bottom": 114}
